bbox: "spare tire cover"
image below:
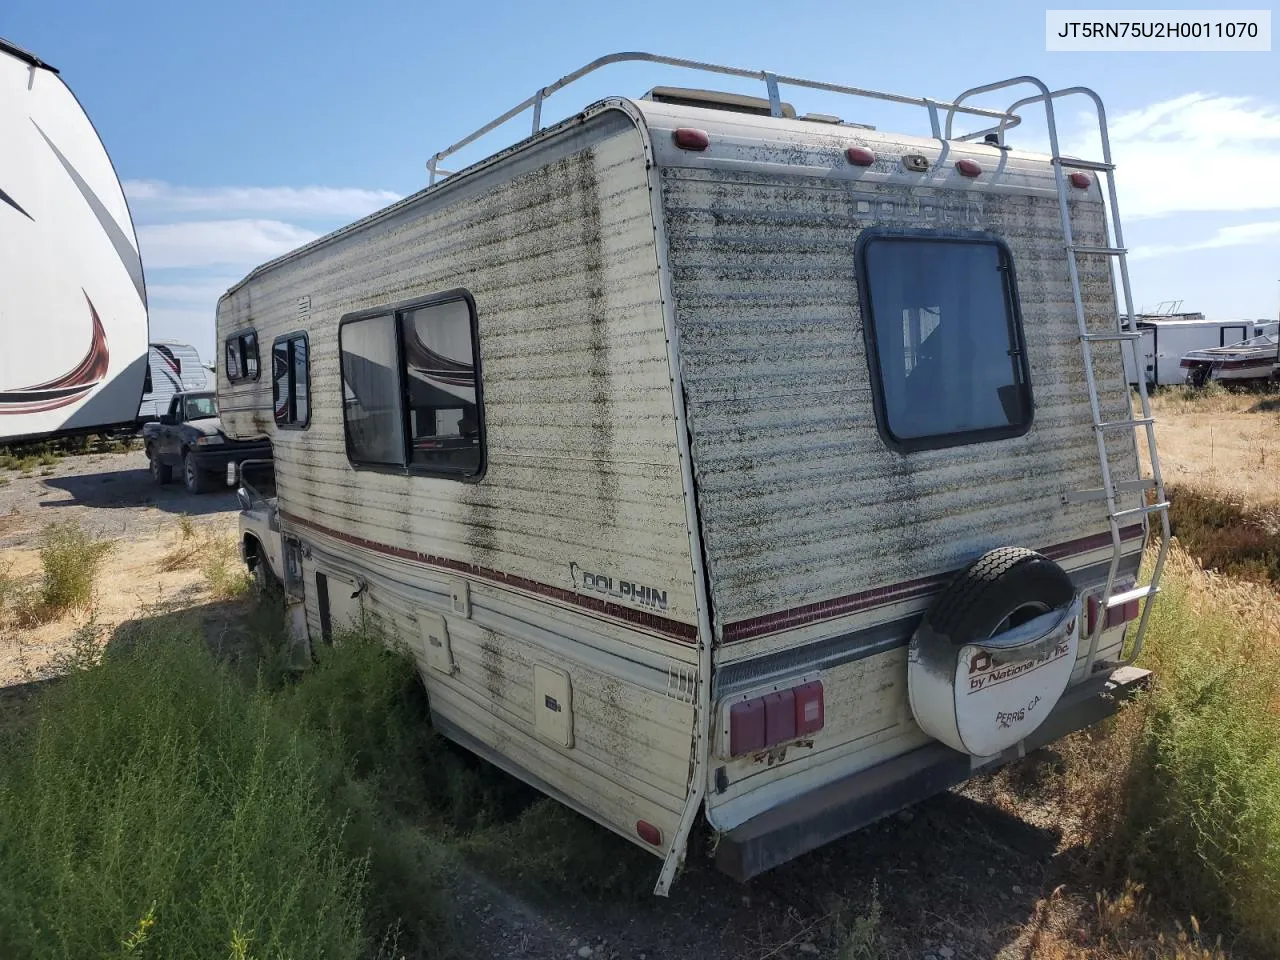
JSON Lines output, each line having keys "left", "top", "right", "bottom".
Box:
{"left": 908, "top": 547, "right": 1080, "bottom": 756}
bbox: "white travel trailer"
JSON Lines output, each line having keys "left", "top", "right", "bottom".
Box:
{"left": 0, "top": 37, "right": 148, "bottom": 444}
{"left": 136, "top": 341, "right": 215, "bottom": 422}
{"left": 218, "top": 55, "right": 1169, "bottom": 893}
{"left": 1121, "top": 316, "right": 1253, "bottom": 386}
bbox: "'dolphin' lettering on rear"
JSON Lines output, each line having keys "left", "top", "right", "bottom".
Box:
{"left": 575, "top": 566, "right": 669, "bottom": 612}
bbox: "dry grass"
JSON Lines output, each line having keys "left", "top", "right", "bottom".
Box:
{"left": 1143, "top": 387, "right": 1280, "bottom": 505}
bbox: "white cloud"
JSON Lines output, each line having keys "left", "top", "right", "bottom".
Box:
{"left": 147, "top": 306, "right": 218, "bottom": 360}
{"left": 147, "top": 279, "right": 242, "bottom": 303}
{"left": 126, "top": 181, "right": 399, "bottom": 219}
{"left": 1131, "top": 219, "right": 1280, "bottom": 260}
{"left": 138, "top": 219, "right": 319, "bottom": 269}
{"left": 1073, "top": 94, "right": 1280, "bottom": 219}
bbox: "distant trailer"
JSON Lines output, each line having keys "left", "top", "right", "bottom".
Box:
{"left": 0, "top": 37, "right": 148, "bottom": 444}
{"left": 1121, "top": 317, "right": 1252, "bottom": 387}
{"left": 137, "top": 341, "right": 215, "bottom": 422}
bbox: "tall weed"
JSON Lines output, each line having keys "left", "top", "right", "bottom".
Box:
{"left": 1114, "top": 547, "right": 1280, "bottom": 952}
{"left": 37, "top": 518, "right": 112, "bottom": 613}
{"left": 0, "top": 625, "right": 368, "bottom": 960}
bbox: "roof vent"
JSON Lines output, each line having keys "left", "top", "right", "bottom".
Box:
{"left": 642, "top": 86, "right": 796, "bottom": 118}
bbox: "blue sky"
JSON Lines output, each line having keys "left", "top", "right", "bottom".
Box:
{"left": 6, "top": 0, "right": 1278, "bottom": 359}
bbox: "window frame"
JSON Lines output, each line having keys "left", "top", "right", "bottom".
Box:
{"left": 271, "top": 331, "right": 312, "bottom": 430}
{"left": 337, "top": 288, "right": 486, "bottom": 481}
{"left": 855, "top": 228, "right": 1034, "bottom": 454}
{"left": 224, "top": 328, "right": 261, "bottom": 384}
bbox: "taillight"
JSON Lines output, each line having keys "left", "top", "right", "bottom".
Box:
{"left": 955, "top": 158, "right": 982, "bottom": 178}
{"left": 729, "top": 680, "right": 824, "bottom": 757}
{"left": 1087, "top": 582, "right": 1140, "bottom": 633}
{"left": 1069, "top": 171, "right": 1092, "bottom": 189}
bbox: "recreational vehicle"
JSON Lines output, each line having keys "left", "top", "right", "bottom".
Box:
{"left": 1121, "top": 315, "right": 1253, "bottom": 387}
{"left": 136, "top": 341, "right": 215, "bottom": 422}
{"left": 0, "top": 37, "right": 148, "bottom": 444}
{"left": 218, "top": 55, "right": 1169, "bottom": 893}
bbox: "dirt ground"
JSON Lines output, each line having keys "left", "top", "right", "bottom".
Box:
{"left": 1142, "top": 389, "right": 1280, "bottom": 505}
{"left": 0, "top": 450, "right": 242, "bottom": 683}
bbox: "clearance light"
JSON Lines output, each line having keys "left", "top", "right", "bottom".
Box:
{"left": 955, "top": 158, "right": 982, "bottom": 178}
{"left": 673, "top": 127, "right": 710, "bottom": 151}
{"left": 729, "top": 680, "right": 824, "bottom": 757}
{"left": 845, "top": 145, "right": 876, "bottom": 166}
{"left": 1069, "top": 171, "right": 1092, "bottom": 189}
{"left": 636, "top": 820, "right": 663, "bottom": 846}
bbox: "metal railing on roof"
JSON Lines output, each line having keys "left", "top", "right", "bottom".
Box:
{"left": 425, "top": 51, "right": 1024, "bottom": 184}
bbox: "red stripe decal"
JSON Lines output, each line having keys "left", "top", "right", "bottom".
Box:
{"left": 721, "top": 524, "right": 1147, "bottom": 644}
{"left": 280, "top": 511, "right": 699, "bottom": 643}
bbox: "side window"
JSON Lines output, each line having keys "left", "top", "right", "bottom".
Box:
{"left": 225, "top": 330, "right": 260, "bottom": 383}
{"left": 401, "top": 297, "right": 482, "bottom": 476}
{"left": 272, "top": 333, "right": 310, "bottom": 428}
{"left": 858, "top": 234, "right": 1032, "bottom": 451}
{"left": 340, "top": 314, "right": 405, "bottom": 466}
{"left": 338, "top": 291, "right": 485, "bottom": 478}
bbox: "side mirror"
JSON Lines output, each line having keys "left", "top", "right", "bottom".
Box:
{"left": 160, "top": 412, "right": 175, "bottom": 425}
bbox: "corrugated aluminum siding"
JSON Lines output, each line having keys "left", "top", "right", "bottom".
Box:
{"left": 217, "top": 114, "right": 698, "bottom": 627}
{"left": 656, "top": 122, "right": 1139, "bottom": 641}
{"left": 214, "top": 112, "right": 704, "bottom": 853}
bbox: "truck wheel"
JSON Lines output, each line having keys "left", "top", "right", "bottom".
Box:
{"left": 925, "top": 547, "right": 1075, "bottom": 643}
{"left": 183, "top": 451, "right": 213, "bottom": 494}
{"left": 252, "top": 556, "right": 281, "bottom": 596}
{"left": 149, "top": 448, "right": 172, "bottom": 485}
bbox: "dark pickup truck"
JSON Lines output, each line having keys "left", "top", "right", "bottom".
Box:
{"left": 142, "top": 391, "right": 271, "bottom": 494}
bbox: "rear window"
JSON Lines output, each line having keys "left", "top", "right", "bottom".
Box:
{"left": 858, "top": 234, "right": 1032, "bottom": 451}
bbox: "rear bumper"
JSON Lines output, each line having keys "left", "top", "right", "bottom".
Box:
{"left": 190, "top": 443, "right": 272, "bottom": 473}
{"left": 714, "top": 665, "right": 1150, "bottom": 882}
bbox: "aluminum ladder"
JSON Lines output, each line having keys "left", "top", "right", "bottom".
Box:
{"left": 947, "top": 78, "right": 1171, "bottom": 673}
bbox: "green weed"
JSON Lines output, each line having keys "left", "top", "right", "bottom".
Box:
{"left": 1111, "top": 547, "right": 1280, "bottom": 953}
{"left": 37, "top": 519, "right": 112, "bottom": 614}
{"left": 0, "top": 626, "right": 368, "bottom": 960}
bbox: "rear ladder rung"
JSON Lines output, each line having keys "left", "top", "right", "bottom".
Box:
{"left": 1112, "top": 501, "right": 1170, "bottom": 521}
{"left": 1055, "top": 157, "right": 1116, "bottom": 172}
{"left": 1061, "top": 479, "right": 1155, "bottom": 505}
{"left": 1070, "top": 244, "right": 1128, "bottom": 256}
{"left": 1094, "top": 417, "right": 1156, "bottom": 430}
{"left": 1081, "top": 331, "right": 1143, "bottom": 342}
{"left": 1106, "top": 584, "right": 1159, "bottom": 608}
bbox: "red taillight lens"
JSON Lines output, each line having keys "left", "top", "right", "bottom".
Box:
{"left": 794, "top": 680, "right": 824, "bottom": 735}
{"left": 729, "top": 680, "right": 825, "bottom": 757}
{"left": 729, "top": 699, "right": 766, "bottom": 755}
{"left": 673, "top": 127, "right": 710, "bottom": 151}
{"left": 1069, "top": 171, "right": 1092, "bottom": 189}
{"left": 955, "top": 158, "right": 982, "bottom": 178}
{"left": 845, "top": 145, "right": 875, "bottom": 167}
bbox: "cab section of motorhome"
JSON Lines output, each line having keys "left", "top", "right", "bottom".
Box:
{"left": 217, "top": 56, "right": 1168, "bottom": 894}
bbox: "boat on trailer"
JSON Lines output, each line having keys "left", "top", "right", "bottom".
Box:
{"left": 1180, "top": 332, "right": 1279, "bottom": 387}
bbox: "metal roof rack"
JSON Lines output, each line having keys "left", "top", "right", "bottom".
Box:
{"left": 426, "top": 51, "right": 1025, "bottom": 184}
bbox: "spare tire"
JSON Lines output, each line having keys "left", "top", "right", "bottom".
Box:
{"left": 908, "top": 547, "right": 1080, "bottom": 757}
{"left": 925, "top": 547, "right": 1075, "bottom": 644}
